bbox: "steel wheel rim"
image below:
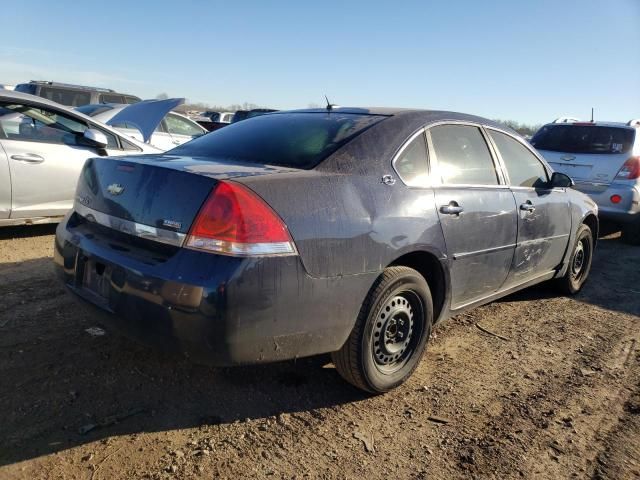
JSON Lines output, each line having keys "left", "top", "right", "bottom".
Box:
{"left": 372, "top": 291, "right": 424, "bottom": 374}
{"left": 571, "top": 239, "right": 587, "bottom": 279}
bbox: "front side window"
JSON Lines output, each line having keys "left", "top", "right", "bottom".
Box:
{"left": 165, "top": 113, "right": 204, "bottom": 137}
{"left": 394, "top": 132, "right": 429, "bottom": 186}
{"left": 489, "top": 130, "right": 548, "bottom": 188}
{"left": 0, "top": 102, "right": 118, "bottom": 149}
{"left": 430, "top": 124, "right": 499, "bottom": 185}
{"left": 75, "top": 104, "right": 114, "bottom": 117}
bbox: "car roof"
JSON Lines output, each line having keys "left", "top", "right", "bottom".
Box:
{"left": 278, "top": 107, "right": 512, "bottom": 132}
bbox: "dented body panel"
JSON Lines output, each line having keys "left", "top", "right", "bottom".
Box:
{"left": 54, "top": 108, "right": 598, "bottom": 366}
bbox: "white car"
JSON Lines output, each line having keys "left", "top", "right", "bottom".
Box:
{"left": 532, "top": 117, "right": 640, "bottom": 244}
{"left": 0, "top": 90, "right": 168, "bottom": 227}
{"left": 77, "top": 102, "right": 208, "bottom": 151}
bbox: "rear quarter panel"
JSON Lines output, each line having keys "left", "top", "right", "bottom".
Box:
{"left": 239, "top": 113, "right": 449, "bottom": 279}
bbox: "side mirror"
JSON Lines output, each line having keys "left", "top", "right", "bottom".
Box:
{"left": 83, "top": 128, "right": 109, "bottom": 149}
{"left": 550, "top": 171, "right": 574, "bottom": 188}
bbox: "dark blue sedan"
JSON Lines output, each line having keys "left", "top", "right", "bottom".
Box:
{"left": 54, "top": 108, "right": 598, "bottom": 393}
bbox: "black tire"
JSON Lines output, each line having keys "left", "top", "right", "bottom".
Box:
{"left": 331, "top": 266, "right": 433, "bottom": 393}
{"left": 556, "top": 224, "right": 594, "bottom": 294}
{"left": 621, "top": 218, "right": 640, "bottom": 245}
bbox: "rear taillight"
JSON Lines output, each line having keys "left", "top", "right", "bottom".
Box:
{"left": 185, "top": 181, "right": 296, "bottom": 256}
{"left": 616, "top": 156, "right": 640, "bottom": 180}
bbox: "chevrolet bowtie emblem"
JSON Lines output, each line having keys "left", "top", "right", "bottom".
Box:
{"left": 107, "top": 183, "right": 125, "bottom": 195}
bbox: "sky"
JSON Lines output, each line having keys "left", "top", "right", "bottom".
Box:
{"left": 1, "top": 0, "right": 638, "bottom": 124}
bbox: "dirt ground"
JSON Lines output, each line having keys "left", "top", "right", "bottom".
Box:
{"left": 0, "top": 225, "right": 638, "bottom": 480}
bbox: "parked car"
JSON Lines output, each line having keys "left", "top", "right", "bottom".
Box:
{"left": 232, "top": 108, "right": 278, "bottom": 123}
{"left": 0, "top": 91, "right": 165, "bottom": 227}
{"left": 193, "top": 111, "right": 234, "bottom": 132}
{"left": 531, "top": 118, "right": 640, "bottom": 244}
{"left": 78, "top": 102, "right": 207, "bottom": 151}
{"left": 14, "top": 81, "right": 141, "bottom": 107}
{"left": 54, "top": 108, "right": 598, "bottom": 393}
{"left": 202, "top": 111, "right": 234, "bottom": 123}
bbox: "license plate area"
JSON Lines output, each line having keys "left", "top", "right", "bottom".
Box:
{"left": 80, "top": 256, "right": 112, "bottom": 302}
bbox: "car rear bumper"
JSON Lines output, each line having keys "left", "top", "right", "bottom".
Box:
{"left": 574, "top": 182, "right": 640, "bottom": 223}
{"left": 54, "top": 213, "right": 375, "bottom": 366}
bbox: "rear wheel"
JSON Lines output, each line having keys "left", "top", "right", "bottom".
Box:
{"left": 621, "top": 218, "right": 640, "bottom": 245}
{"left": 556, "top": 224, "right": 593, "bottom": 294}
{"left": 332, "top": 266, "right": 433, "bottom": 393}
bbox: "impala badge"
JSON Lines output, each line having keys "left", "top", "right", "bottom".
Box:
{"left": 162, "top": 219, "right": 182, "bottom": 230}
{"left": 107, "top": 183, "right": 125, "bottom": 195}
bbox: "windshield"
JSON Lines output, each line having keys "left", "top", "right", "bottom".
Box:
{"left": 170, "top": 112, "right": 386, "bottom": 169}
{"left": 531, "top": 124, "right": 635, "bottom": 154}
{"left": 75, "top": 104, "right": 114, "bottom": 116}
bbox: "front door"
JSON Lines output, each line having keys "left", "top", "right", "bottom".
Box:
{"left": 0, "top": 102, "right": 122, "bottom": 218}
{"left": 429, "top": 124, "right": 518, "bottom": 308}
{"left": 486, "top": 129, "right": 572, "bottom": 286}
{"left": 0, "top": 141, "right": 9, "bottom": 219}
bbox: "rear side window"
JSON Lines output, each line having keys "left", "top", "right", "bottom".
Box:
{"left": 531, "top": 125, "right": 635, "bottom": 154}
{"left": 39, "top": 87, "right": 90, "bottom": 107}
{"left": 430, "top": 125, "right": 499, "bottom": 185}
{"left": 171, "top": 112, "right": 385, "bottom": 169}
{"left": 394, "top": 132, "right": 429, "bottom": 186}
{"left": 489, "top": 130, "right": 548, "bottom": 188}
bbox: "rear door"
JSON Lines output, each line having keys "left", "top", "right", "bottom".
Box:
{"left": 429, "top": 123, "right": 517, "bottom": 308}
{"left": 149, "top": 120, "right": 176, "bottom": 151}
{"left": 0, "top": 101, "right": 125, "bottom": 218}
{"left": 487, "top": 128, "right": 572, "bottom": 286}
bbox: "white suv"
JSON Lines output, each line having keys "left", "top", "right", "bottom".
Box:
{"left": 532, "top": 118, "right": 640, "bottom": 244}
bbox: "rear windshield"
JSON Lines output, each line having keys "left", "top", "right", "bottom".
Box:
{"left": 170, "top": 112, "right": 385, "bottom": 169}
{"left": 531, "top": 124, "right": 635, "bottom": 154}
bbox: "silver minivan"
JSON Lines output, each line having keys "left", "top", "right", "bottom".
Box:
{"left": 532, "top": 119, "right": 640, "bottom": 244}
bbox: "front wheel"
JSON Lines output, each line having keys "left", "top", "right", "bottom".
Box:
{"left": 556, "top": 224, "right": 594, "bottom": 294}
{"left": 332, "top": 266, "right": 433, "bottom": 393}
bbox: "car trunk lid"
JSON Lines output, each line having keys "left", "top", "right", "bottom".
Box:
{"left": 74, "top": 155, "right": 301, "bottom": 238}
{"left": 538, "top": 150, "right": 631, "bottom": 192}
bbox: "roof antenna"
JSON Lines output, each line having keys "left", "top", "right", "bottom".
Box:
{"left": 591, "top": 107, "right": 594, "bottom": 123}
{"left": 324, "top": 95, "right": 340, "bottom": 112}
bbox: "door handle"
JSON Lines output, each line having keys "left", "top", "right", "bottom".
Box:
{"left": 11, "top": 153, "right": 45, "bottom": 164}
{"left": 520, "top": 202, "right": 535, "bottom": 213}
{"left": 440, "top": 202, "right": 464, "bottom": 215}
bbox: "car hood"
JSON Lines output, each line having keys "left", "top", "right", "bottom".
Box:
{"left": 105, "top": 98, "right": 184, "bottom": 143}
